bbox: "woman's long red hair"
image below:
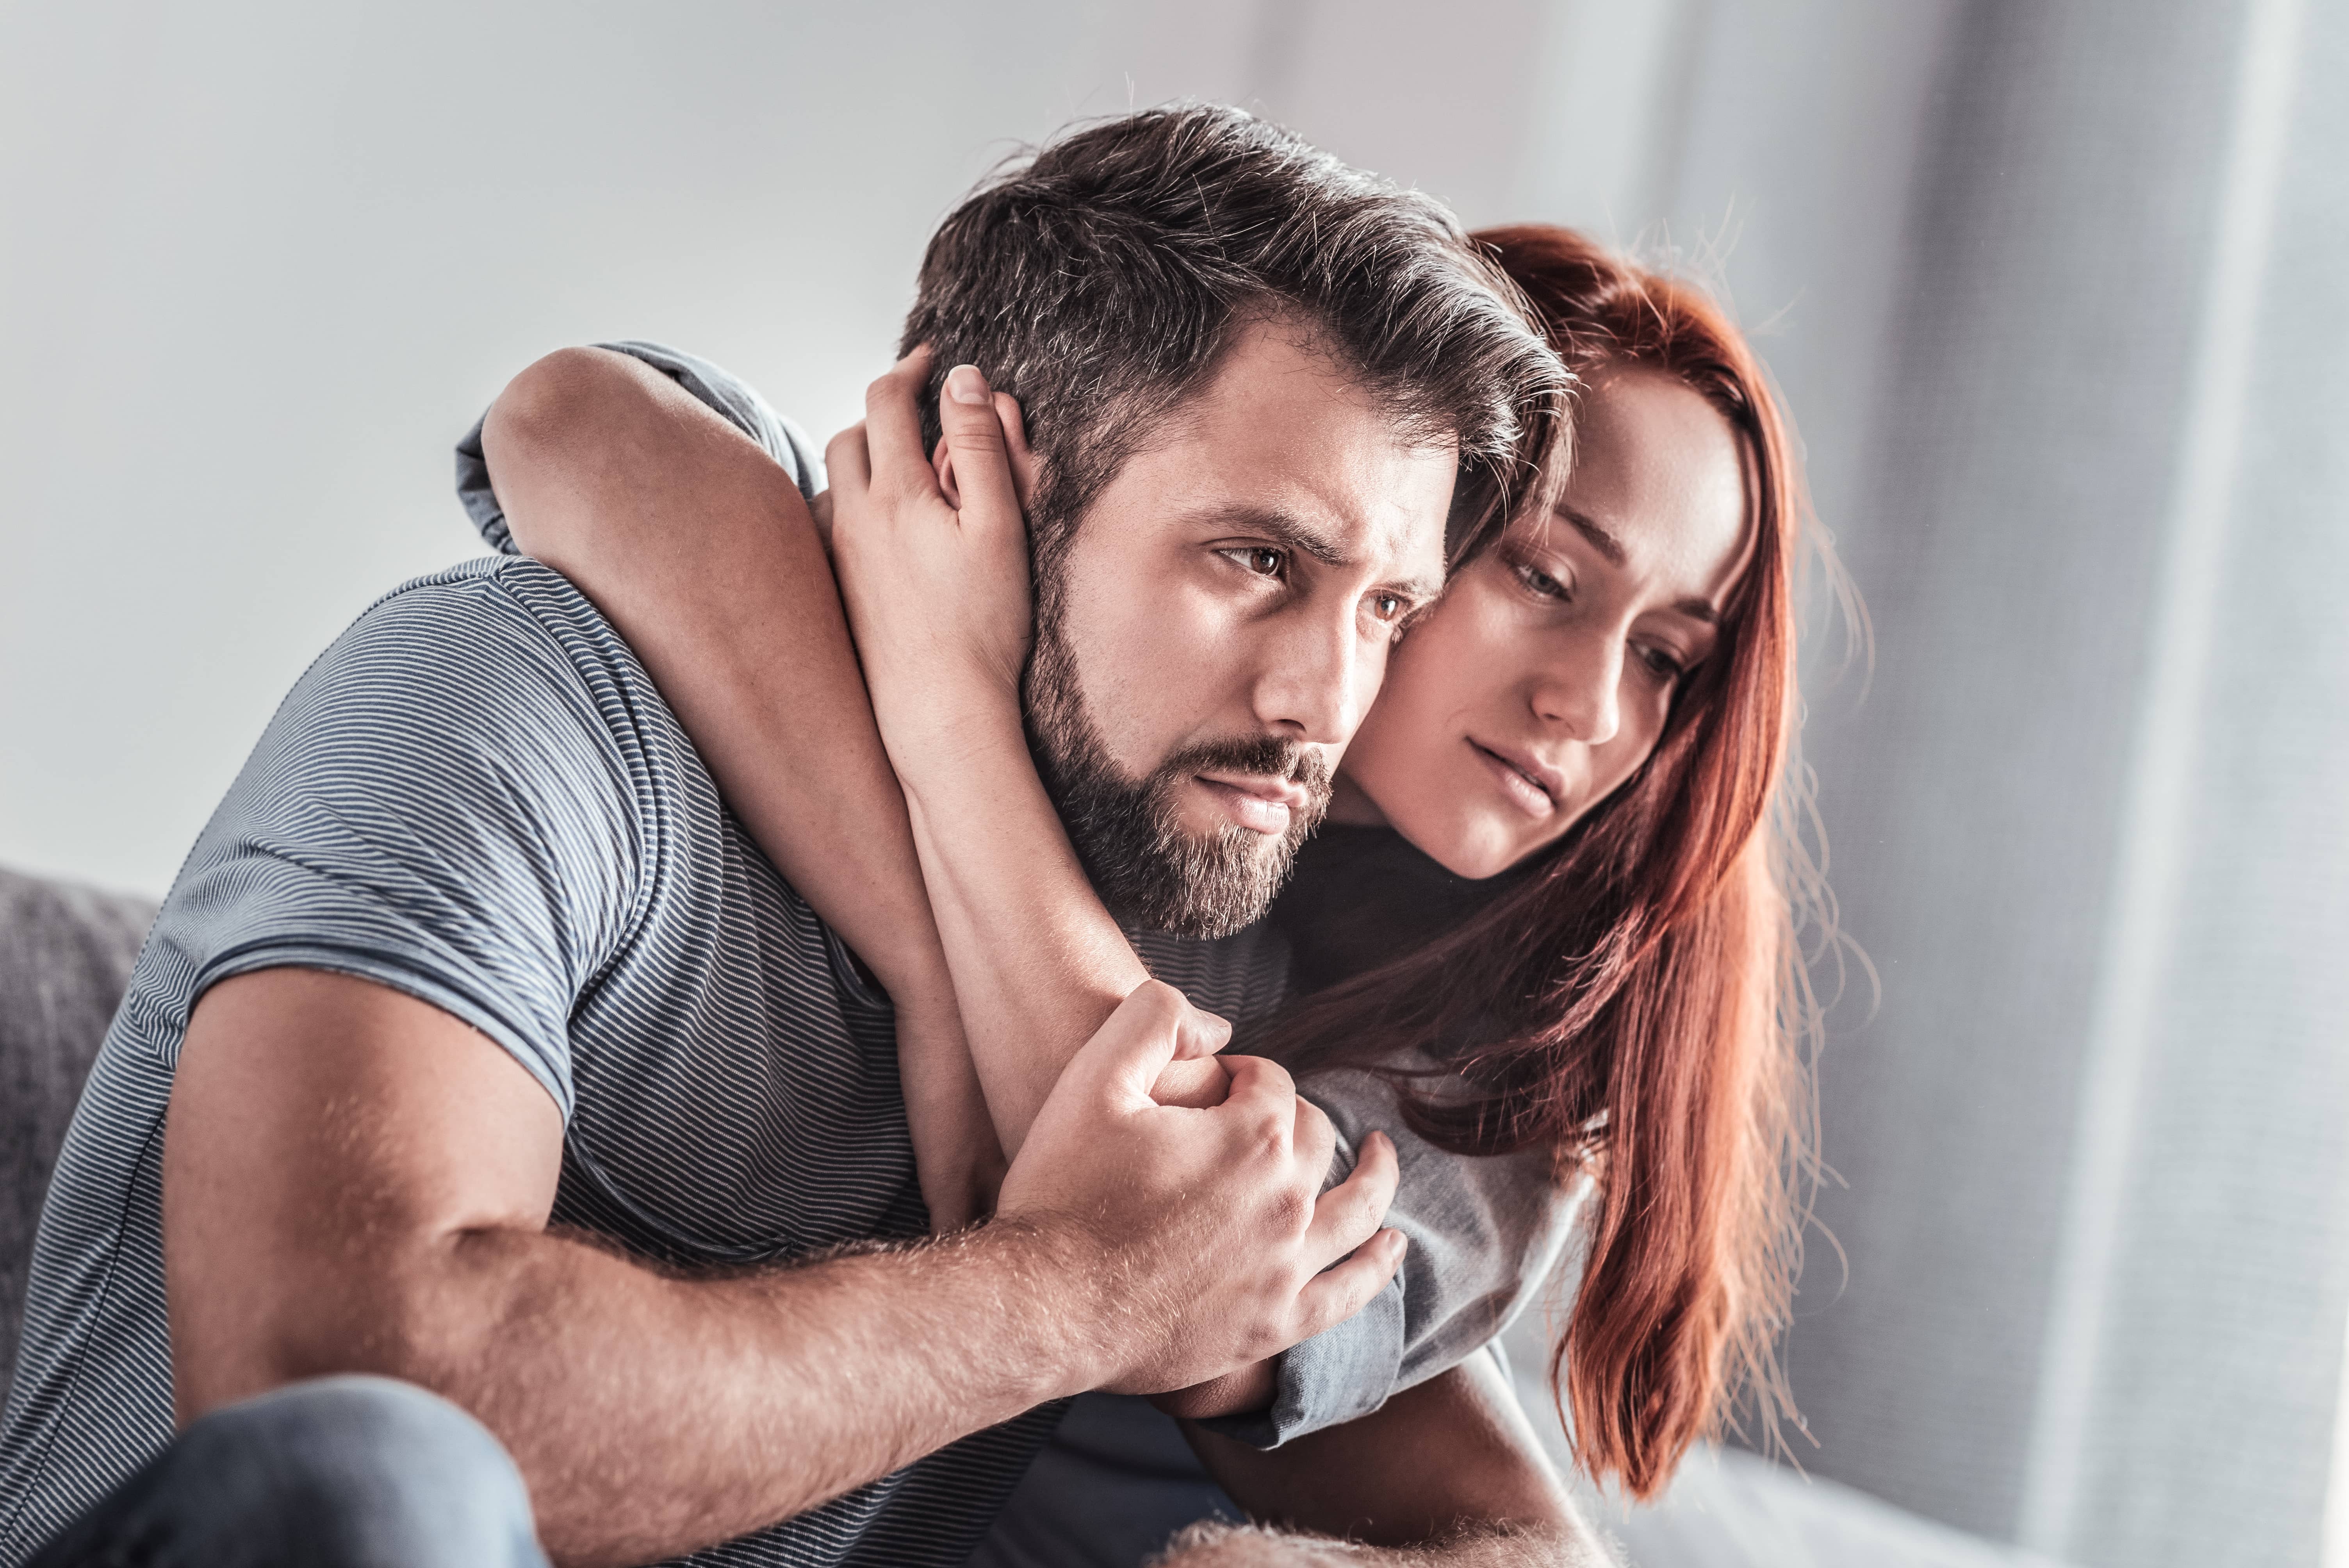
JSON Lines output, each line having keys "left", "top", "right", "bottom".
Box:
{"left": 1280, "top": 223, "right": 1835, "bottom": 1497}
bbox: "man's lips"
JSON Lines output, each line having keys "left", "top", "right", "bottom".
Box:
{"left": 1469, "top": 739, "right": 1565, "bottom": 820}
{"left": 1194, "top": 770, "right": 1314, "bottom": 835}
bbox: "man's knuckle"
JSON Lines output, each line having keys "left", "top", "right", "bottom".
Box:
{"left": 1269, "top": 1185, "right": 1312, "bottom": 1235}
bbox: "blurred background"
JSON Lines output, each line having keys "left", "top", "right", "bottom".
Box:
{"left": 4, "top": 3, "right": 2345, "bottom": 1565}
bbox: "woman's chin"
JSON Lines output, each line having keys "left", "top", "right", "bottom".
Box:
{"left": 1390, "top": 817, "right": 1521, "bottom": 882}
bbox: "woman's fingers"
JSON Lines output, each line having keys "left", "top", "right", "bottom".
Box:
{"left": 824, "top": 421, "right": 872, "bottom": 498}
{"left": 939, "top": 365, "right": 1026, "bottom": 549}
{"left": 863, "top": 346, "right": 938, "bottom": 497}
{"left": 1062, "top": 979, "right": 1198, "bottom": 1110}
{"left": 1172, "top": 1003, "right": 1234, "bottom": 1061}
{"left": 992, "top": 390, "right": 1038, "bottom": 512}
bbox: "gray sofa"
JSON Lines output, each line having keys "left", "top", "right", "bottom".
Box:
{"left": 0, "top": 866, "right": 156, "bottom": 1403}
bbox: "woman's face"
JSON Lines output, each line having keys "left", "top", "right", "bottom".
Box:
{"left": 1330, "top": 367, "right": 1753, "bottom": 878}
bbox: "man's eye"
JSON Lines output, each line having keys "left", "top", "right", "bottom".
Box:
{"left": 1221, "top": 546, "right": 1287, "bottom": 578}
{"left": 1371, "top": 593, "right": 1406, "bottom": 620}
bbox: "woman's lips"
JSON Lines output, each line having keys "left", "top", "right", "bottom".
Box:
{"left": 1469, "top": 740, "right": 1559, "bottom": 820}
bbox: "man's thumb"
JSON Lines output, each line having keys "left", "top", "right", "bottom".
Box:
{"left": 1062, "top": 980, "right": 1193, "bottom": 1108}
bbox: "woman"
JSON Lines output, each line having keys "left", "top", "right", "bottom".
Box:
{"left": 477, "top": 223, "right": 1830, "bottom": 1524}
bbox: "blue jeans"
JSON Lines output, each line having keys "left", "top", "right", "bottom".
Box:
{"left": 25, "top": 1376, "right": 547, "bottom": 1568}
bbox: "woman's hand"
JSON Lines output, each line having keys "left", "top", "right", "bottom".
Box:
{"left": 824, "top": 348, "right": 1038, "bottom": 766}
{"left": 823, "top": 347, "right": 1243, "bottom": 1152}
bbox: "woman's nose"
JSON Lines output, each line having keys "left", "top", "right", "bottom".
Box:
{"left": 1531, "top": 632, "right": 1623, "bottom": 745}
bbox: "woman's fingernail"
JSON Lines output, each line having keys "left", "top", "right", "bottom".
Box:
{"left": 946, "top": 364, "right": 991, "bottom": 404}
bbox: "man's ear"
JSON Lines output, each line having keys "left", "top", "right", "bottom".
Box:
{"left": 931, "top": 435, "right": 962, "bottom": 509}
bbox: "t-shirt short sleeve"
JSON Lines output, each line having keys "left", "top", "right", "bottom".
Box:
{"left": 456, "top": 340, "right": 825, "bottom": 554}
{"left": 128, "top": 559, "right": 656, "bottom": 1116}
{"left": 1199, "top": 1059, "right": 1586, "bottom": 1449}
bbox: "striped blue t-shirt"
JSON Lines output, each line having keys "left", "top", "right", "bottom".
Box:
{"left": 0, "top": 344, "right": 1574, "bottom": 1566}
{"left": 0, "top": 546, "right": 1301, "bottom": 1566}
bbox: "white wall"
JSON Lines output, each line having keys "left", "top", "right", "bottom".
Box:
{"left": 0, "top": 2, "right": 1482, "bottom": 893}
{"left": 5, "top": 0, "right": 1887, "bottom": 900}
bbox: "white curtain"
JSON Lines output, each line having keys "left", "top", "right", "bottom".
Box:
{"left": 1471, "top": 0, "right": 2349, "bottom": 1562}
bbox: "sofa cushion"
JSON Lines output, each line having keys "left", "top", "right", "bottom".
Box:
{"left": 0, "top": 867, "right": 157, "bottom": 1399}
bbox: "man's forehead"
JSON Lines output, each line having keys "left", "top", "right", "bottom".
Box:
{"left": 1078, "top": 315, "right": 1458, "bottom": 584}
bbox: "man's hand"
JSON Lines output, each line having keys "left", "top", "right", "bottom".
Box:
{"left": 1000, "top": 980, "right": 1405, "bottom": 1397}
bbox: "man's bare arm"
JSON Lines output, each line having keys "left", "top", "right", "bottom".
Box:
{"left": 1161, "top": 1354, "right": 1615, "bottom": 1566}
{"left": 164, "top": 968, "right": 1403, "bottom": 1568}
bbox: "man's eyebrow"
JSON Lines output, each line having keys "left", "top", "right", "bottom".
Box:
{"left": 1206, "top": 505, "right": 1442, "bottom": 602}
{"left": 1210, "top": 506, "right": 1353, "bottom": 568}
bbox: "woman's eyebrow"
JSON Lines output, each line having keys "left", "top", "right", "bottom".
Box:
{"left": 1552, "top": 505, "right": 1627, "bottom": 567}
{"left": 1549, "top": 505, "right": 1723, "bottom": 624}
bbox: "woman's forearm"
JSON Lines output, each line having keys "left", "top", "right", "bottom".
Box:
{"left": 481, "top": 349, "right": 951, "bottom": 1008}
{"left": 475, "top": 347, "right": 1204, "bottom": 1173}
{"left": 891, "top": 695, "right": 1176, "bottom": 1149}
{"left": 478, "top": 350, "right": 1002, "bottom": 1223}
{"left": 821, "top": 356, "right": 1235, "bottom": 1156}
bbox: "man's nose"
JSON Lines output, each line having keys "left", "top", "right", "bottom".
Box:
{"left": 1251, "top": 603, "right": 1370, "bottom": 748}
{"left": 1533, "top": 628, "right": 1624, "bottom": 745}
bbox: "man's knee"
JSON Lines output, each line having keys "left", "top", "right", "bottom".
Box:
{"left": 160, "top": 1376, "right": 544, "bottom": 1566}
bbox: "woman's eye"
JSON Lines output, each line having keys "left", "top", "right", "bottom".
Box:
{"left": 1512, "top": 559, "right": 1569, "bottom": 601}
{"left": 1638, "top": 644, "right": 1688, "bottom": 682}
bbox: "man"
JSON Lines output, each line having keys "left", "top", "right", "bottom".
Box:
{"left": 0, "top": 107, "right": 1580, "bottom": 1566}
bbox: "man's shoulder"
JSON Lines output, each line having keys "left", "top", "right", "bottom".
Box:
{"left": 355, "top": 552, "right": 616, "bottom": 656}
{"left": 314, "top": 555, "right": 672, "bottom": 751}
{"left": 201, "top": 550, "right": 694, "bottom": 924}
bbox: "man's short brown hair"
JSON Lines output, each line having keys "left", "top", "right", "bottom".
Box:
{"left": 901, "top": 103, "right": 1567, "bottom": 590}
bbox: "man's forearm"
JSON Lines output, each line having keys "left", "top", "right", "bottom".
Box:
{"left": 282, "top": 1216, "right": 1093, "bottom": 1568}
{"left": 168, "top": 970, "right": 1096, "bottom": 1568}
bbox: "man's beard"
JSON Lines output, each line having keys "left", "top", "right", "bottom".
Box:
{"left": 1024, "top": 614, "right": 1332, "bottom": 940}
